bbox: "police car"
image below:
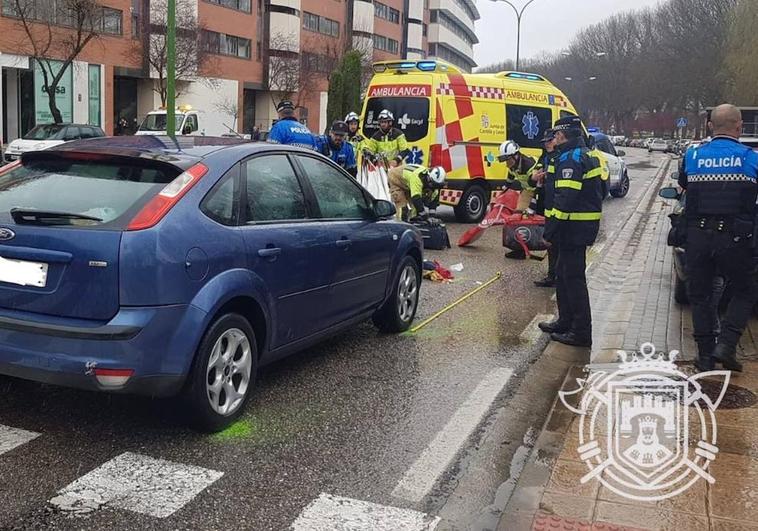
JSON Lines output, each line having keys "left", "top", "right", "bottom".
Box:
{"left": 589, "top": 131, "right": 630, "bottom": 198}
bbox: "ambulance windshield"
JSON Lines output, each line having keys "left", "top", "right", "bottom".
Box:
{"left": 363, "top": 98, "right": 429, "bottom": 142}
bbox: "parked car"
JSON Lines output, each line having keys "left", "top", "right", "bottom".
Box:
{"left": 649, "top": 138, "right": 669, "bottom": 153}
{"left": 590, "top": 132, "right": 630, "bottom": 198}
{"left": 0, "top": 136, "right": 423, "bottom": 431}
{"left": 4, "top": 124, "right": 105, "bottom": 162}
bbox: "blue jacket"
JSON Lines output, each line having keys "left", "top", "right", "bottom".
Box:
{"left": 267, "top": 117, "right": 317, "bottom": 150}
{"left": 679, "top": 136, "right": 758, "bottom": 222}
{"left": 316, "top": 136, "right": 357, "bottom": 174}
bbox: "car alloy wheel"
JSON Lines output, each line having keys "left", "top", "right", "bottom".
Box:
{"left": 397, "top": 263, "right": 419, "bottom": 323}
{"left": 205, "top": 327, "right": 252, "bottom": 416}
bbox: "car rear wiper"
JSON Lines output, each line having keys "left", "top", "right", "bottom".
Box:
{"left": 10, "top": 208, "right": 103, "bottom": 225}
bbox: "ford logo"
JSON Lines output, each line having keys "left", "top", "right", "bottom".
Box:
{"left": 0, "top": 228, "right": 15, "bottom": 241}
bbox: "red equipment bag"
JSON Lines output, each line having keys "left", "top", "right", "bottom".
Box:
{"left": 457, "top": 189, "right": 519, "bottom": 247}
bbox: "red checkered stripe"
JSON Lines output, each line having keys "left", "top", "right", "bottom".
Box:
{"left": 437, "top": 84, "right": 504, "bottom": 100}
{"left": 440, "top": 188, "right": 463, "bottom": 205}
{"left": 437, "top": 83, "right": 455, "bottom": 96}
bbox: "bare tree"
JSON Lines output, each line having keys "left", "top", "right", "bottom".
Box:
{"left": 8, "top": 0, "right": 108, "bottom": 123}
{"left": 214, "top": 97, "right": 239, "bottom": 134}
{"left": 128, "top": 0, "right": 213, "bottom": 107}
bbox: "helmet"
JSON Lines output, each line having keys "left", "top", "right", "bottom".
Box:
{"left": 345, "top": 112, "right": 360, "bottom": 124}
{"left": 330, "top": 120, "right": 349, "bottom": 135}
{"left": 498, "top": 140, "right": 520, "bottom": 162}
{"left": 378, "top": 109, "right": 394, "bottom": 121}
{"left": 427, "top": 166, "right": 446, "bottom": 188}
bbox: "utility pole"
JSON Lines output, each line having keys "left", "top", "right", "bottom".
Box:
{"left": 166, "top": 0, "right": 176, "bottom": 138}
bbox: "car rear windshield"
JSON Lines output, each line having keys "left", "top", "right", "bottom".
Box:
{"left": 22, "top": 125, "right": 67, "bottom": 141}
{"left": 0, "top": 158, "right": 182, "bottom": 228}
{"left": 140, "top": 113, "right": 185, "bottom": 132}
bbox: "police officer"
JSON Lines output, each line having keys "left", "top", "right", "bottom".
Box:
{"left": 538, "top": 115, "right": 603, "bottom": 347}
{"left": 678, "top": 104, "right": 758, "bottom": 372}
{"left": 317, "top": 121, "right": 357, "bottom": 177}
{"left": 532, "top": 128, "right": 560, "bottom": 287}
{"left": 267, "top": 100, "right": 318, "bottom": 150}
{"left": 365, "top": 110, "right": 410, "bottom": 166}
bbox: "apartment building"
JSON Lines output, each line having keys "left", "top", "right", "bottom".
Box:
{"left": 0, "top": 0, "right": 477, "bottom": 141}
{"left": 427, "top": 0, "right": 479, "bottom": 72}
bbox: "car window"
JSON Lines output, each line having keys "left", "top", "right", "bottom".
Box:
{"left": 201, "top": 172, "right": 237, "bottom": 226}
{"left": 80, "top": 127, "right": 96, "bottom": 139}
{"left": 63, "top": 127, "right": 81, "bottom": 141}
{"left": 596, "top": 137, "right": 616, "bottom": 156}
{"left": 296, "top": 155, "right": 369, "bottom": 219}
{"left": 185, "top": 115, "right": 199, "bottom": 132}
{"left": 243, "top": 155, "right": 307, "bottom": 222}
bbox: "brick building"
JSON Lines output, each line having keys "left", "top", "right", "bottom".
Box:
{"left": 0, "top": 0, "right": 478, "bottom": 141}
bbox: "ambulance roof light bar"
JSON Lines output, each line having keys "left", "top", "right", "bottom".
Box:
{"left": 500, "top": 71, "right": 546, "bottom": 82}
{"left": 372, "top": 60, "right": 461, "bottom": 74}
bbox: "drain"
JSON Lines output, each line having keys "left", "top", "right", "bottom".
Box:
{"left": 693, "top": 380, "right": 757, "bottom": 410}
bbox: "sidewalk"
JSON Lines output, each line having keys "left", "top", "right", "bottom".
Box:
{"left": 498, "top": 160, "right": 758, "bottom": 531}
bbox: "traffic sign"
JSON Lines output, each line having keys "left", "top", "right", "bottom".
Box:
{"left": 676, "top": 117, "right": 688, "bottom": 128}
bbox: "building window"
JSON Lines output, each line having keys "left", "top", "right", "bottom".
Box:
{"left": 1, "top": 1, "right": 123, "bottom": 35}
{"left": 301, "top": 52, "right": 333, "bottom": 74}
{"left": 88, "top": 64, "right": 101, "bottom": 127}
{"left": 452, "top": 0, "right": 477, "bottom": 22}
{"left": 204, "top": 0, "right": 252, "bottom": 12}
{"left": 373, "top": 34, "right": 398, "bottom": 54}
{"left": 131, "top": 0, "right": 140, "bottom": 38}
{"left": 203, "top": 30, "right": 252, "bottom": 59}
{"left": 431, "top": 9, "right": 475, "bottom": 46}
{"left": 303, "top": 11, "right": 339, "bottom": 37}
{"left": 374, "top": 1, "right": 399, "bottom": 23}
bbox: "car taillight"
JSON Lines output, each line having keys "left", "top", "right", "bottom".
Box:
{"left": 127, "top": 162, "right": 208, "bottom": 231}
{"left": 93, "top": 368, "right": 134, "bottom": 387}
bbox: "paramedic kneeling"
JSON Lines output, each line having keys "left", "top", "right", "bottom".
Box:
{"left": 388, "top": 165, "right": 446, "bottom": 222}
{"left": 678, "top": 104, "right": 758, "bottom": 372}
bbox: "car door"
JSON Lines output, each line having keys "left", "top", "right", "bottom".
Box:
{"left": 237, "top": 153, "right": 336, "bottom": 349}
{"left": 293, "top": 154, "right": 394, "bottom": 323}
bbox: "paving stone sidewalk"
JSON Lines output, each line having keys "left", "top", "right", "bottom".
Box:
{"left": 498, "top": 158, "right": 758, "bottom": 531}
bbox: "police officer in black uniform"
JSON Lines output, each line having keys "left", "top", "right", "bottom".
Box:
{"left": 538, "top": 115, "right": 603, "bottom": 347}
{"left": 532, "top": 128, "right": 560, "bottom": 287}
{"left": 678, "top": 104, "right": 758, "bottom": 372}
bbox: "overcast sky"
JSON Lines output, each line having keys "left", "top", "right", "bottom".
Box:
{"left": 474, "top": 0, "right": 664, "bottom": 68}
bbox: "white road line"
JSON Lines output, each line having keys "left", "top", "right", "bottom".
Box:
{"left": 391, "top": 368, "right": 514, "bottom": 503}
{"left": 291, "top": 493, "right": 439, "bottom": 531}
{"left": 49, "top": 452, "right": 223, "bottom": 518}
{"left": 519, "top": 314, "right": 554, "bottom": 344}
{"left": 0, "top": 424, "right": 40, "bottom": 456}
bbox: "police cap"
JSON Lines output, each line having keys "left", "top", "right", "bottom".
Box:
{"left": 277, "top": 100, "right": 295, "bottom": 112}
{"left": 330, "top": 120, "right": 349, "bottom": 135}
{"left": 540, "top": 128, "right": 556, "bottom": 143}
{"left": 552, "top": 115, "right": 583, "bottom": 132}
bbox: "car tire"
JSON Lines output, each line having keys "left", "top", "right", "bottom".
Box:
{"left": 373, "top": 256, "right": 421, "bottom": 333}
{"left": 610, "top": 171, "right": 630, "bottom": 198}
{"left": 183, "top": 313, "right": 258, "bottom": 432}
{"left": 454, "top": 184, "right": 489, "bottom": 223}
{"left": 674, "top": 274, "right": 689, "bottom": 305}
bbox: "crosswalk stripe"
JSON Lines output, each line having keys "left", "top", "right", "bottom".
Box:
{"left": 49, "top": 452, "right": 223, "bottom": 518}
{"left": 291, "top": 493, "right": 439, "bottom": 530}
{"left": 392, "top": 367, "right": 514, "bottom": 503}
{"left": 0, "top": 424, "right": 40, "bottom": 456}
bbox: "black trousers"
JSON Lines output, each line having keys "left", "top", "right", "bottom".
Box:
{"left": 547, "top": 246, "right": 559, "bottom": 280}
{"left": 555, "top": 245, "right": 591, "bottom": 337}
{"left": 686, "top": 227, "right": 758, "bottom": 357}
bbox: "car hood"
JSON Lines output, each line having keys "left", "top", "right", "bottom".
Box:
{"left": 7, "top": 139, "right": 66, "bottom": 153}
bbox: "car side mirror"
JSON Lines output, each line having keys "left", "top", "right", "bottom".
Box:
{"left": 617, "top": 150, "right": 626, "bottom": 157}
{"left": 658, "top": 187, "right": 680, "bottom": 200}
{"left": 373, "top": 199, "right": 396, "bottom": 219}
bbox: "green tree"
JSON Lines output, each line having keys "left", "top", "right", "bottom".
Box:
{"left": 327, "top": 50, "right": 364, "bottom": 127}
{"left": 326, "top": 68, "right": 344, "bottom": 131}
{"left": 724, "top": 0, "right": 758, "bottom": 104}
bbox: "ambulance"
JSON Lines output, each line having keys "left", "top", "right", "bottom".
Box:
{"left": 361, "top": 60, "right": 609, "bottom": 223}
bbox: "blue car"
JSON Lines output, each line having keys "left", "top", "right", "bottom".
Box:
{"left": 0, "top": 136, "right": 423, "bottom": 431}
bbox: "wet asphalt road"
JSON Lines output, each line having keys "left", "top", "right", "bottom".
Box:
{"left": 0, "top": 150, "right": 669, "bottom": 531}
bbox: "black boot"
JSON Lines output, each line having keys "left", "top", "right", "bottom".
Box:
{"left": 694, "top": 354, "right": 715, "bottom": 372}
{"left": 534, "top": 276, "right": 556, "bottom": 288}
{"left": 539, "top": 319, "right": 570, "bottom": 334}
{"left": 505, "top": 249, "right": 527, "bottom": 260}
{"left": 712, "top": 343, "right": 743, "bottom": 372}
{"left": 550, "top": 331, "right": 592, "bottom": 347}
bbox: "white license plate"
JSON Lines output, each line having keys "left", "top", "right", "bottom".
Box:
{"left": 0, "top": 255, "right": 48, "bottom": 287}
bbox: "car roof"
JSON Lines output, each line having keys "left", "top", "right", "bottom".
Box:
{"left": 589, "top": 132, "right": 611, "bottom": 141}
{"left": 26, "top": 135, "right": 309, "bottom": 170}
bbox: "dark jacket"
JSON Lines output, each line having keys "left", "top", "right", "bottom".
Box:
{"left": 544, "top": 136, "right": 603, "bottom": 247}
{"left": 534, "top": 149, "right": 559, "bottom": 216}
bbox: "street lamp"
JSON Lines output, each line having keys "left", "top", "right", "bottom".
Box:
{"left": 488, "top": 0, "right": 540, "bottom": 70}
{"left": 166, "top": 0, "right": 176, "bottom": 138}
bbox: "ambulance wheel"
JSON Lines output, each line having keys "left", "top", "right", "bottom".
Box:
{"left": 455, "top": 184, "right": 488, "bottom": 223}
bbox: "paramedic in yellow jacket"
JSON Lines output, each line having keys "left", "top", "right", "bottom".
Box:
{"left": 365, "top": 110, "right": 411, "bottom": 167}
{"left": 388, "top": 164, "right": 446, "bottom": 221}
{"left": 498, "top": 140, "right": 539, "bottom": 213}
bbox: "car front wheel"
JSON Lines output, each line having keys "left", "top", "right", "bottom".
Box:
{"left": 183, "top": 313, "right": 257, "bottom": 432}
{"left": 373, "top": 256, "right": 421, "bottom": 333}
{"left": 610, "top": 171, "right": 630, "bottom": 198}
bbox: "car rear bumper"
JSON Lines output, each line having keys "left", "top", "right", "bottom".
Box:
{"left": 0, "top": 304, "right": 208, "bottom": 397}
